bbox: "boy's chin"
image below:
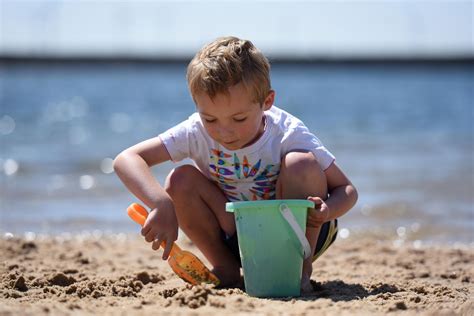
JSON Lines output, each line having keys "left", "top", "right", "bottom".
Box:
{"left": 220, "top": 142, "right": 241, "bottom": 151}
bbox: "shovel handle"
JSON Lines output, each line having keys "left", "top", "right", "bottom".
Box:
{"left": 127, "top": 203, "right": 148, "bottom": 226}
{"left": 127, "top": 203, "right": 181, "bottom": 253}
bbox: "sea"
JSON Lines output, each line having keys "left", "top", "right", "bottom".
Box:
{"left": 0, "top": 61, "right": 473, "bottom": 245}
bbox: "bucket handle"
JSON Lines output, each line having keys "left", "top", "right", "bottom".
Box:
{"left": 279, "top": 203, "right": 312, "bottom": 260}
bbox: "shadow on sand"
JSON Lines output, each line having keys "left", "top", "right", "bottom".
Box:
{"left": 268, "top": 279, "right": 399, "bottom": 302}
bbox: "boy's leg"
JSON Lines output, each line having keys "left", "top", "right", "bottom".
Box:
{"left": 165, "top": 165, "right": 240, "bottom": 286}
{"left": 275, "top": 151, "right": 329, "bottom": 291}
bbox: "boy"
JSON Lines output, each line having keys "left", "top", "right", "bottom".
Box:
{"left": 114, "top": 36, "right": 358, "bottom": 291}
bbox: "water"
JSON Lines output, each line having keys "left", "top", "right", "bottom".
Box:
{"left": 1, "top": 61, "right": 473, "bottom": 243}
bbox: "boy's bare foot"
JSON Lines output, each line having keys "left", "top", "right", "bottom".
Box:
{"left": 300, "top": 274, "right": 313, "bottom": 294}
{"left": 301, "top": 261, "right": 314, "bottom": 293}
{"left": 212, "top": 265, "right": 241, "bottom": 288}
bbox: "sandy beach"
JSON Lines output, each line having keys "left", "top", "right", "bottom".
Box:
{"left": 1, "top": 233, "right": 472, "bottom": 316}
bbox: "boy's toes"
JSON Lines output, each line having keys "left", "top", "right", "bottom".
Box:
{"left": 300, "top": 277, "right": 314, "bottom": 294}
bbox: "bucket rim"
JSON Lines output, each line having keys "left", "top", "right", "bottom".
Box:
{"left": 226, "top": 199, "right": 314, "bottom": 212}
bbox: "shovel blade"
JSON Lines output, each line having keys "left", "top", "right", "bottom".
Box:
{"left": 127, "top": 203, "right": 220, "bottom": 286}
{"left": 168, "top": 252, "right": 220, "bottom": 285}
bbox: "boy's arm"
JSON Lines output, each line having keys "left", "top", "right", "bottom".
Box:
{"left": 114, "top": 137, "right": 178, "bottom": 259}
{"left": 113, "top": 137, "right": 172, "bottom": 210}
{"left": 323, "top": 162, "right": 358, "bottom": 221}
{"left": 307, "top": 162, "right": 358, "bottom": 227}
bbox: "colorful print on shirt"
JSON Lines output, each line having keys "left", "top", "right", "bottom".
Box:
{"left": 209, "top": 148, "right": 280, "bottom": 201}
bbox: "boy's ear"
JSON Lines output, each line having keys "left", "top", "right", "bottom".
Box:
{"left": 263, "top": 90, "right": 275, "bottom": 111}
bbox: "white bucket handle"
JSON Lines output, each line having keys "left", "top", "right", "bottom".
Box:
{"left": 279, "top": 203, "right": 312, "bottom": 260}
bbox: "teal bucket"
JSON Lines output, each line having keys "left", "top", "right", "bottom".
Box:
{"left": 226, "top": 199, "right": 314, "bottom": 297}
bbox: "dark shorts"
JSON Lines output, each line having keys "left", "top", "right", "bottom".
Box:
{"left": 222, "top": 219, "right": 338, "bottom": 266}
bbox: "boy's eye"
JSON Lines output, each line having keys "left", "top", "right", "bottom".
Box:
{"left": 204, "top": 118, "right": 216, "bottom": 123}
{"left": 233, "top": 117, "right": 247, "bottom": 122}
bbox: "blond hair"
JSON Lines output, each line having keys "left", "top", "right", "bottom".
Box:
{"left": 187, "top": 36, "right": 271, "bottom": 105}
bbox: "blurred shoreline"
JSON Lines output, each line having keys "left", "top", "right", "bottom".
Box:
{"left": 2, "top": 225, "right": 473, "bottom": 248}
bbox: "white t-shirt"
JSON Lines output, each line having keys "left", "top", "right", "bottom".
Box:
{"left": 159, "top": 106, "right": 335, "bottom": 201}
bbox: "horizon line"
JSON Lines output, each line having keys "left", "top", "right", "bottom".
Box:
{"left": 1, "top": 55, "right": 473, "bottom": 65}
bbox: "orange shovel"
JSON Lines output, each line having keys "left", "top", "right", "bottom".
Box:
{"left": 127, "top": 203, "right": 220, "bottom": 286}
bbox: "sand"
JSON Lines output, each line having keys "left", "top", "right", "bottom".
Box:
{"left": 0, "top": 233, "right": 472, "bottom": 316}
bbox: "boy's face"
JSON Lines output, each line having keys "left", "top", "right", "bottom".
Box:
{"left": 194, "top": 83, "right": 274, "bottom": 151}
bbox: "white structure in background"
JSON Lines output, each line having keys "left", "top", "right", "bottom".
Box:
{"left": 0, "top": 0, "right": 472, "bottom": 59}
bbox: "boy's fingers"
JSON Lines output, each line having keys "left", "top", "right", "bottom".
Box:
{"left": 162, "top": 240, "right": 173, "bottom": 260}
{"left": 152, "top": 238, "right": 163, "bottom": 251}
{"left": 307, "top": 196, "right": 323, "bottom": 203}
{"left": 144, "top": 228, "right": 157, "bottom": 243}
{"left": 307, "top": 196, "right": 323, "bottom": 210}
{"left": 141, "top": 226, "right": 150, "bottom": 237}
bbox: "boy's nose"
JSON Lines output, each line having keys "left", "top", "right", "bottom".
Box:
{"left": 217, "top": 125, "right": 234, "bottom": 138}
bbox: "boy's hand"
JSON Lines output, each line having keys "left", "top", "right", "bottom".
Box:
{"left": 141, "top": 205, "right": 178, "bottom": 260}
{"left": 306, "top": 196, "right": 330, "bottom": 228}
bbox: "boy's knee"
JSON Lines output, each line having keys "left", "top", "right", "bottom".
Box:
{"left": 282, "top": 151, "right": 324, "bottom": 179}
{"left": 165, "top": 165, "right": 200, "bottom": 198}
{"left": 279, "top": 151, "right": 327, "bottom": 198}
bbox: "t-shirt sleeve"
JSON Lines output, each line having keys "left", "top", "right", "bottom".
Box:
{"left": 158, "top": 119, "right": 198, "bottom": 162}
{"left": 283, "top": 123, "right": 335, "bottom": 171}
